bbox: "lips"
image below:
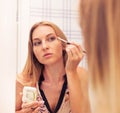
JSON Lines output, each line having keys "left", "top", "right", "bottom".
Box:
{"left": 43, "top": 53, "right": 53, "bottom": 57}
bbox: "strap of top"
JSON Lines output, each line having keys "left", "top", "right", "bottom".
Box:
{"left": 38, "top": 74, "right": 67, "bottom": 113}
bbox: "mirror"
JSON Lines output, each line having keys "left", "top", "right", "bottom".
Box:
{"left": 17, "top": 0, "right": 87, "bottom": 73}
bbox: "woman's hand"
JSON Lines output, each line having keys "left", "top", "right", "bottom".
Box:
{"left": 21, "top": 100, "right": 45, "bottom": 113}
{"left": 65, "top": 42, "right": 84, "bottom": 73}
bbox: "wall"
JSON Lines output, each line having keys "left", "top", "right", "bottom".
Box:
{"left": 0, "top": 0, "right": 17, "bottom": 112}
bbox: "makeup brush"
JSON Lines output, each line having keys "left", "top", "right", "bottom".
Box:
{"left": 57, "top": 37, "right": 71, "bottom": 44}
{"left": 57, "top": 37, "right": 86, "bottom": 54}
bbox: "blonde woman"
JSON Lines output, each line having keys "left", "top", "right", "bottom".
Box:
{"left": 80, "top": 0, "right": 120, "bottom": 113}
{"left": 16, "top": 21, "right": 90, "bottom": 113}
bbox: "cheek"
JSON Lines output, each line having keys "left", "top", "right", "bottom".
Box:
{"left": 33, "top": 48, "right": 42, "bottom": 59}
{"left": 54, "top": 44, "right": 63, "bottom": 54}
{"left": 56, "top": 47, "right": 64, "bottom": 59}
{"left": 33, "top": 48, "right": 37, "bottom": 56}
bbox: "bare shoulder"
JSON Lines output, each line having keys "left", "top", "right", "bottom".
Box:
{"left": 16, "top": 74, "right": 24, "bottom": 110}
{"left": 16, "top": 73, "right": 24, "bottom": 90}
{"left": 16, "top": 73, "right": 24, "bottom": 92}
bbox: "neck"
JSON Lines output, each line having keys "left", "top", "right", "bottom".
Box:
{"left": 43, "top": 61, "right": 65, "bottom": 83}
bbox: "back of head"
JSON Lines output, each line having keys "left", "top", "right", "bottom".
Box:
{"left": 80, "top": 0, "right": 120, "bottom": 113}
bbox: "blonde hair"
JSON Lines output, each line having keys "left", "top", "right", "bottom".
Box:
{"left": 18, "top": 21, "right": 68, "bottom": 86}
{"left": 80, "top": 0, "right": 120, "bottom": 113}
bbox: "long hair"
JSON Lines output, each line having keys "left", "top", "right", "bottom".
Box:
{"left": 80, "top": 0, "right": 120, "bottom": 113}
{"left": 19, "top": 21, "right": 68, "bottom": 86}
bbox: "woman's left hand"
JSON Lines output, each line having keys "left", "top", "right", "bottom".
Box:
{"left": 65, "top": 42, "right": 84, "bottom": 73}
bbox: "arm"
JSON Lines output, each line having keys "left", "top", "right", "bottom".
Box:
{"left": 66, "top": 67, "right": 91, "bottom": 113}
{"left": 65, "top": 43, "right": 91, "bottom": 113}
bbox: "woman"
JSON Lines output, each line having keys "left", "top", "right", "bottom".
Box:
{"left": 16, "top": 21, "right": 90, "bottom": 113}
{"left": 80, "top": 0, "right": 120, "bottom": 113}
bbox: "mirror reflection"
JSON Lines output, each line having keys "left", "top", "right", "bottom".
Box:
{"left": 16, "top": 0, "right": 90, "bottom": 113}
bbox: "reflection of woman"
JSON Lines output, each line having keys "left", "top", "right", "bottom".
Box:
{"left": 80, "top": 0, "right": 120, "bottom": 113}
{"left": 16, "top": 21, "right": 90, "bottom": 113}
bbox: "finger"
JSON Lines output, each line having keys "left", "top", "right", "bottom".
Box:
{"left": 20, "top": 92, "right": 23, "bottom": 96}
{"left": 68, "top": 46, "right": 84, "bottom": 62}
{"left": 66, "top": 46, "right": 84, "bottom": 65}
{"left": 72, "top": 45, "right": 84, "bottom": 59}
{"left": 21, "top": 106, "right": 33, "bottom": 113}
{"left": 66, "top": 44, "right": 81, "bottom": 57}
{"left": 39, "top": 100, "right": 45, "bottom": 106}
{"left": 22, "top": 101, "right": 39, "bottom": 109}
{"left": 66, "top": 48, "right": 73, "bottom": 58}
{"left": 66, "top": 44, "right": 76, "bottom": 56}
{"left": 31, "top": 100, "right": 45, "bottom": 110}
{"left": 68, "top": 42, "right": 86, "bottom": 54}
{"left": 32, "top": 107, "right": 40, "bottom": 113}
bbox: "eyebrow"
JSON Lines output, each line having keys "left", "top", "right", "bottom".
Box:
{"left": 46, "top": 33, "right": 56, "bottom": 37}
{"left": 32, "top": 33, "right": 56, "bottom": 41}
{"left": 32, "top": 38, "right": 40, "bottom": 41}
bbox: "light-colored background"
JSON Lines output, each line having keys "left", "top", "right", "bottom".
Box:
{"left": 0, "top": 0, "right": 16, "bottom": 112}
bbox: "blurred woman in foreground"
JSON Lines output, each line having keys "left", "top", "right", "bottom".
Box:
{"left": 80, "top": 0, "right": 120, "bottom": 113}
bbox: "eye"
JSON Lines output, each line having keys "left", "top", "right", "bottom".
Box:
{"left": 33, "top": 41, "right": 41, "bottom": 46}
{"left": 47, "top": 36, "right": 56, "bottom": 42}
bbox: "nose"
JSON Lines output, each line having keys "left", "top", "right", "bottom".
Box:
{"left": 42, "top": 41, "right": 49, "bottom": 50}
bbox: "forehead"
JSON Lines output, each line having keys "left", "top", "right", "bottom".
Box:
{"left": 32, "top": 25, "right": 56, "bottom": 38}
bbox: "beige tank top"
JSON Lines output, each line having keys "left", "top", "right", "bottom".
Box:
{"left": 36, "top": 75, "right": 71, "bottom": 113}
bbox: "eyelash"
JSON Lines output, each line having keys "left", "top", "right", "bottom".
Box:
{"left": 33, "top": 36, "right": 56, "bottom": 46}
{"left": 33, "top": 41, "right": 41, "bottom": 46}
{"left": 47, "top": 36, "right": 56, "bottom": 42}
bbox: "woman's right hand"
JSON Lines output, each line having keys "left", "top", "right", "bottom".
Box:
{"left": 65, "top": 42, "right": 84, "bottom": 73}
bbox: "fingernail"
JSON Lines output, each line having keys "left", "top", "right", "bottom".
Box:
{"left": 40, "top": 100, "right": 44, "bottom": 104}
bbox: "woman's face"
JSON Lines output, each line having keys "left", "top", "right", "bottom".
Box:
{"left": 32, "top": 25, "right": 63, "bottom": 65}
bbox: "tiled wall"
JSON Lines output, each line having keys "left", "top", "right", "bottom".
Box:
{"left": 30, "top": 0, "right": 81, "bottom": 42}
